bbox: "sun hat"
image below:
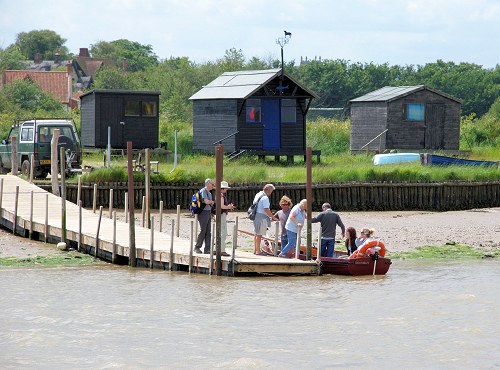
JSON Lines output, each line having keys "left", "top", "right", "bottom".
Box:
{"left": 220, "top": 180, "right": 230, "bottom": 188}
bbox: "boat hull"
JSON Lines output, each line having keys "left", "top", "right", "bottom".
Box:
{"left": 420, "top": 153, "right": 499, "bottom": 168}
{"left": 320, "top": 256, "right": 392, "bottom": 276}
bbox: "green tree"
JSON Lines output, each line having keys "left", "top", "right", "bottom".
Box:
{"left": 90, "top": 39, "right": 159, "bottom": 72}
{"left": 15, "top": 29, "right": 69, "bottom": 60}
{"left": 0, "top": 45, "right": 26, "bottom": 70}
{"left": 93, "top": 66, "right": 142, "bottom": 90}
{"left": 0, "top": 79, "right": 64, "bottom": 114}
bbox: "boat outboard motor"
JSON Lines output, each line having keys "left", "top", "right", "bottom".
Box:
{"left": 371, "top": 246, "right": 381, "bottom": 275}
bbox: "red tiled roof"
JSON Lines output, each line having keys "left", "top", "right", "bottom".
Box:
{"left": 1, "top": 70, "right": 71, "bottom": 104}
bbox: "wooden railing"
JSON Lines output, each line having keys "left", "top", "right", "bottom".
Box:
{"left": 360, "top": 129, "right": 388, "bottom": 154}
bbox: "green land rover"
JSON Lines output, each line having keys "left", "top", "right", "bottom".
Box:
{"left": 0, "top": 119, "right": 82, "bottom": 178}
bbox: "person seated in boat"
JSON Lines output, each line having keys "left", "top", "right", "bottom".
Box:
{"left": 355, "top": 227, "right": 375, "bottom": 248}
{"left": 344, "top": 227, "right": 357, "bottom": 255}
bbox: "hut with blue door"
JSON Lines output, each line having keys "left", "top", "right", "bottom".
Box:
{"left": 189, "top": 68, "right": 319, "bottom": 161}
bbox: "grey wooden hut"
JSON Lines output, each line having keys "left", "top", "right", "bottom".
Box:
{"left": 189, "top": 68, "right": 319, "bottom": 160}
{"left": 80, "top": 89, "right": 160, "bottom": 149}
{"left": 349, "top": 85, "right": 461, "bottom": 152}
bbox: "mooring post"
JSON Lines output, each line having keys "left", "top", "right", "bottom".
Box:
{"left": 150, "top": 215, "right": 155, "bottom": 269}
{"left": 78, "top": 200, "right": 82, "bottom": 252}
{"left": 112, "top": 210, "right": 117, "bottom": 264}
{"left": 50, "top": 130, "right": 59, "bottom": 195}
{"left": 306, "top": 146, "right": 312, "bottom": 260}
{"left": 231, "top": 223, "right": 237, "bottom": 276}
{"left": 11, "top": 136, "right": 18, "bottom": 176}
{"left": 176, "top": 205, "right": 180, "bottom": 237}
{"left": 109, "top": 188, "right": 113, "bottom": 219}
{"left": 29, "top": 154, "right": 34, "bottom": 183}
{"left": 145, "top": 148, "right": 151, "bottom": 229}
{"left": 127, "top": 141, "right": 136, "bottom": 267}
{"left": 95, "top": 206, "right": 103, "bottom": 257}
{"left": 13, "top": 185, "right": 19, "bottom": 235}
{"left": 189, "top": 220, "right": 194, "bottom": 273}
{"left": 124, "top": 192, "right": 128, "bottom": 223}
{"left": 93, "top": 183, "right": 97, "bottom": 213}
{"left": 169, "top": 220, "right": 175, "bottom": 271}
{"left": 45, "top": 194, "right": 48, "bottom": 243}
{"left": 77, "top": 175, "right": 82, "bottom": 207}
{"left": 159, "top": 200, "right": 164, "bottom": 232}
{"left": 209, "top": 223, "right": 215, "bottom": 275}
{"left": 141, "top": 195, "right": 145, "bottom": 227}
{"left": 215, "top": 144, "right": 223, "bottom": 276}
{"left": 60, "top": 146, "right": 67, "bottom": 244}
{"left": 29, "top": 190, "right": 33, "bottom": 239}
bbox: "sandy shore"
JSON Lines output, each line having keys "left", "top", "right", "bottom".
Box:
{"left": 1, "top": 207, "right": 499, "bottom": 259}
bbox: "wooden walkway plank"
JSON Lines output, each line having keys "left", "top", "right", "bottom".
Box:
{"left": 0, "top": 175, "right": 318, "bottom": 276}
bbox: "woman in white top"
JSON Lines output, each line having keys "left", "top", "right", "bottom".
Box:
{"left": 355, "top": 227, "right": 375, "bottom": 248}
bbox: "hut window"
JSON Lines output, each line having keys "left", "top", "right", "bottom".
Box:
{"left": 125, "top": 100, "right": 141, "bottom": 116}
{"left": 405, "top": 103, "right": 425, "bottom": 121}
{"left": 142, "top": 101, "right": 157, "bottom": 117}
{"left": 246, "top": 99, "right": 261, "bottom": 123}
{"left": 281, "top": 99, "right": 296, "bottom": 123}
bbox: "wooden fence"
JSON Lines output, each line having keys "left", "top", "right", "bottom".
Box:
{"left": 35, "top": 181, "right": 500, "bottom": 212}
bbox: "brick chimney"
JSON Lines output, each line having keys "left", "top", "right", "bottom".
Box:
{"left": 79, "top": 48, "right": 90, "bottom": 57}
{"left": 34, "top": 53, "right": 43, "bottom": 64}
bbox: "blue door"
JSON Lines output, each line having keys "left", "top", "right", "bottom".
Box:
{"left": 262, "top": 99, "right": 280, "bottom": 150}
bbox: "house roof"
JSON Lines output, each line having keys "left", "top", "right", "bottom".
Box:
{"left": 80, "top": 89, "right": 161, "bottom": 99}
{"left": 73, "top": 56, "right": 115, "bottom": 78}
{"left": 189, "top": 68, "right": 318, "bottom": 100}
{"left": 1, "top": 70, "right": 71, "bottom": 104}
{"left": 350, "top": 85, "right": 461, "bottom": 103}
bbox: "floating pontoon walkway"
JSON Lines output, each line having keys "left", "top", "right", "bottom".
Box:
{"left": 0, "top": 175, "right": 318, "bottom": 276}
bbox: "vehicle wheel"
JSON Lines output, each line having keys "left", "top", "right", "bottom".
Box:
{"left": 0, "top": 158, "right": 6, "bottom": 174}
{"left": 21, "top": 159, "right": 31, "bottom": 177}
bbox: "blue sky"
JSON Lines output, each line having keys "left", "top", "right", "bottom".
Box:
{"left": 1, "top": 0, "right": 499, "bottom": 68}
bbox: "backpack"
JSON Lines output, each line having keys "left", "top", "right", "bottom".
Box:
{"left": 247, "top": 193, "right": 265, "bottom": 221}
{"left": 190, "top": 190, "right": 206, "bottom": 214}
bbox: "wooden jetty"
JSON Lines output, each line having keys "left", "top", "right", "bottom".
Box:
{"left": 0, "top": 175, "right": 318, "bottom": 276}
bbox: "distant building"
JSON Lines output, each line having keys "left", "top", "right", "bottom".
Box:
{"left": 349, "top": 85, "right": 461, "bottom": 151}
{"left": 1, "top": 65, "right": 73, "bottom": 109}
{"left": 189, "top": 68, "right": 320, "bottom": 160}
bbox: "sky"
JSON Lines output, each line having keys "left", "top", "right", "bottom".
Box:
{"left": 0, "top": 0, "right": 499, "bottom": 68}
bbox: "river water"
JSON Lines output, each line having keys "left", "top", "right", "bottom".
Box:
{"left": 1, "top": 259, "right": 499, "bottom": 369}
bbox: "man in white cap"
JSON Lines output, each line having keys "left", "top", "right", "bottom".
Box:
{"left": 218, "top": 180, "right": 236, "bottom": 256}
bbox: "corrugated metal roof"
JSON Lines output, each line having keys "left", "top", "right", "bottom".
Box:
{"left": 190, "top": 69, "right": 281, "bottom": 100}
{"left": 350, "top": 86, "right": 425, "bottom": 102}
{"left": 350, "top": 85, "right": 461, "bottom": 104}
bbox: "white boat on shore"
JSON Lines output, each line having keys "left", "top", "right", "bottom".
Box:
{"left": 373, "top": 153, "right": 420, "bottom": 165}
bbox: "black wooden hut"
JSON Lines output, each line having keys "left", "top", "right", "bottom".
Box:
{"left": 80, "top": 89, "right": 161, "bottom": 149}
{"left": 349, "top": 85, "right": 461, "bottom": 152}
{"left": 189, "top": 69, "right": 318, "bottom": 159}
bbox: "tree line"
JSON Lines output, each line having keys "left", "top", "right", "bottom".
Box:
{"left": 0, "top": 30, "right": 499, "bottom": 124}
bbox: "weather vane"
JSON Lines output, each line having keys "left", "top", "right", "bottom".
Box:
{"left": 276, "top": 30, "right": 292, "bottom": 95}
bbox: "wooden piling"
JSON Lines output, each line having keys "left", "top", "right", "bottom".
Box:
{"left": 93, "top": 183, "right": 98, "bottom": 213}
{"left": 13, "top": 185, "right": 19, "bottom": 235}
{"left": 145, "top": 148, "right": 150, "bottom": 229}
{"left": 169, "top": 220, "right": 175, "bottom": 271}
{"left": 11, "top": 136, "right": 18, "bottom": 176}
{"left": 95, "top": 206, "right": 103, "bottom": 257}
{"left": 124, "top": 192, "right": 128, "bottom": 223}
{"left": 176, "top": 205, "right": 180, "bottom": 237}
{"left": 150, "top": 216, "right": 155, "bottom": 269}
{"left": 127, "top": 141, "right": 136, "bottom": 267}
{"left": 78, "top": 200, "right": 82, "bottom": 252}
{"left": 189, "top": 220, "right": 194, "bottom": 273}
{"left": 29, "top": 190, "right": 33, "bottom": 239}
{"left": 60, "top": 146, "right": 67, "bottom": 244}
{"left": 0, "top": 178, "right": 3, "bottom": 210}
{"left": 45, "top": 194, "right": 48, "bottom": 242}
{"left": 77, "top": 175, "right": 82, "bottom": 207}
{"left": 306, "top": 147, "right": 312, "bottom": 260}
{"left": 50, "top": 130, "right": 59, "bottom": 195}
{"left": 141, "top": 195, "right": 145, "bottom": 227}
{"left": 108, "top": 188, "right": 113, "bottom": 218}
{"left": 29, "top": 154, "right": 34, "bottom": 183}
{"left": 112, "top": 210, "right": 117, "bottom": 264}
{"left": 159, "top": 200, "right": 164, "bottom": 232}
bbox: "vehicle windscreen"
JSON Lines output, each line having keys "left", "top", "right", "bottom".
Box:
{"left": 38, "top": 126, "right": 77, "bottom": 143}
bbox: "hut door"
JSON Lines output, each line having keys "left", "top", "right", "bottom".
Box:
{"left": 261, "top": 99, "right": 280, "bottom": 150}
{"left": 425, "top": 104, "right": 445, "bottom": 149}
{"left": 101, "top": 97, "right": 124, "bottom": 148}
